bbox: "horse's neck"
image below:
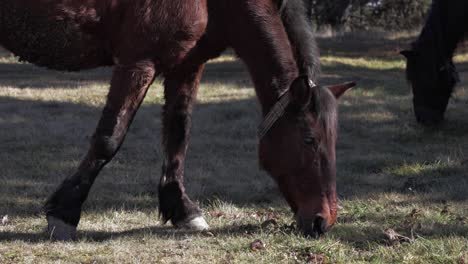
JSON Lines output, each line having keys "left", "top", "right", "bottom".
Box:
{"left": 444, "top": 0, "right": 468, "bottom": 57}
{"left": 418, "top": 0, "right": 468, "bottom": 60}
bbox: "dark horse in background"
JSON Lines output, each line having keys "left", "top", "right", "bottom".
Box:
{"left": 0, "top": 0, "right": 353, "bottom": 240}
{"left": 401, "top": 0, "right": 468, "bottom": 125}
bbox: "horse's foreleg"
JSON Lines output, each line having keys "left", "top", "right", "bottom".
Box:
{"left": 158, "top": 64, "right": 208, "bottom": 230}
{"left": 44, "top": 61, "right": 157, "bottom": 240}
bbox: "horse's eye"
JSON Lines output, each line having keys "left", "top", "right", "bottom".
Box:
{"left": 303, "top": 126, "right": 317, "bottom": 147}
{"left": 304, "top": 136, "right": 315, "bottom": 145}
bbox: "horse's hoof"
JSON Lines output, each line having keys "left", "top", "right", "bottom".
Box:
{"left": 46, "top": 216, "right": 77, "bottom": 241}
{"left": 179, "top": 216, "right": 209, "bottom": 231}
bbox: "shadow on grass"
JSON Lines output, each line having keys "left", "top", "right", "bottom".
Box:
{"left": 0, "top": 95, "right": 282, "bottom": 217}
{"left": 1, "top": 218, "right": 466, "bottom": 244}
{"left": 0, "top": 224, "right": 255, "bottom": 243}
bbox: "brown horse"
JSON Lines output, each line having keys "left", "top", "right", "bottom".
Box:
{"left": 0, "top": 0, "right": 353, "bottom": 240}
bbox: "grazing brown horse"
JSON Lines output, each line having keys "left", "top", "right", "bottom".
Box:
{"left": 0, "top": 0, "right": 353, "bottom": 240}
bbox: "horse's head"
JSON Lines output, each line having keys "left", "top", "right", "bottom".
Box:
{"left": 259, "top": 78, "right": 353, "bottom": 237}
{"left": 401, "top": 46, "right": 459, "bottom": 125}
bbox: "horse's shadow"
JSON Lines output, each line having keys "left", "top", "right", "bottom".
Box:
{"left": 0, "top": 223, "right": 262, "bottom": 243}
{"left": 1, "top": 220, "right": 466, "bottom": 245}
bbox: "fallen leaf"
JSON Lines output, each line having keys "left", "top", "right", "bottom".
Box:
{"left": 261, "top": 219, "right": 278, "bottom": 229}
{"left": 460, "top": 256, "right": 466, "bottom": 264}
{"left": 441, "top": 205, "right": 449, "bottom": 215}
{"left": 210, "top": 211, "right": 225, "bottom": 219}
{"left": 408, "top": 208, "right": 421, "bottom": 219}
{"left": 383, "top": 228, "right": 412, "bottom": 245}
{"left": 202, "top": 231, "right": 215, "bottom": 237}
{"left": 306, "top": 253, "right": 326, "bottom": 264}
{"left": 250, "top": 239, "right": 266, "bottom": 251}
{"left": 250, "top": 212, "right": 261, "bottom": 220}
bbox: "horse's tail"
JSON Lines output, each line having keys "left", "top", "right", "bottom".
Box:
{"left": 279, "top": 0, "right": 320, "bottom": 82}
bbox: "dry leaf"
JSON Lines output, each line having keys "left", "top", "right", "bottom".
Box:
{"left": 250, "top": 239, "right": 266, "bottom": 251}
{"left": 211, "top": 211, "right": 225, "bottom": 219}
{"left": 202, "top": 231, "right": 215, "bottom": 237}
{"left": 384, "top": 228, "right": 412, "bottom": 245}
{"left": 261, "top": 219, "right": 278, "bottom": 229}
{"left": 408, "top": 208, "right": 421, "bottom": 219}
{"left": 441, "top": 205, "right": 449, "bottom": 215}
{"left": 306, "top": 253, "right": 326, "bottom": 264}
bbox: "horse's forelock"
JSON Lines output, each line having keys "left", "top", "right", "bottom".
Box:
{"left": 311, "top": 86, "right": 338, "bottom": 144}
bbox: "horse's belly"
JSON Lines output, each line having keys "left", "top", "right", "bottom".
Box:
{"left": 0, "top": 0, "right": 112, "bottom": 71}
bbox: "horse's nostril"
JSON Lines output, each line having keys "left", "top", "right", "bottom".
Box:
{"left": 312, "top": 215, "right": 328, "bottom": 235}
{"left": 416, "top": 114, "right": 443, "bottom": 126}
{"left": 415, "top": 107, "right": 444, "bottom": 126}
{"left": 298, "top": 215, "right": 328, "bottom": 238}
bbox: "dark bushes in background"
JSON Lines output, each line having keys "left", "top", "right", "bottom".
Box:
{"left": 306, "top": 0, "right": 431, "bottom": 31}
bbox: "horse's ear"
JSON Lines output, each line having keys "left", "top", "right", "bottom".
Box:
{"left": 400, "top": 50, "right": 415, "bottom": 59}
{"left": 326, "top": 81, "right": 355, "bottom": 99}
{"left": 290, "top": 76, "right": 312, "bottom": 110}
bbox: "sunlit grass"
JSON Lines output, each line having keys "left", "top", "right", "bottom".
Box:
{"left": 321, "top": 56, "right": 405, "bottom": 70}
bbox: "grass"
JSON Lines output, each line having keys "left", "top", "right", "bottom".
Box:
{"left": 0, "top": 35, "right": 467, "bottom": 263}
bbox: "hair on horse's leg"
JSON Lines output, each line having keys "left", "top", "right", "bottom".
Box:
{"left": 158, "top": 64, "right": 208, "bottom": 230}
{"left": 44, "top": 60, "right": 157, "bottom": 241}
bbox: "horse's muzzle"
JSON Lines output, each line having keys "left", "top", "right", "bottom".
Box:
{"left": 414, "top": 106, "right": 444, "bottom": 126}
{"left": 297, "top": 214, "right": 329, "bottom": 238}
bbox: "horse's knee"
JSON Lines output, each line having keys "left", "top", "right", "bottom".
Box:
{"left": 92, "top": 135, "right": 120, "bottom": 161}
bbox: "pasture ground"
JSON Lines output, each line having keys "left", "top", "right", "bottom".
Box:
{"left": 0, "top": 34, "right": 467, "bottom": 263}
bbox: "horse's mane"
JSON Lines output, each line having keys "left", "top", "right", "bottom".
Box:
{"left": 279, "top": 0, "right": 336, "bottom": 142}
{"left": 315, "top": 86, "right": 338, "bottom": 145}
{"left": 279, "top": 0, "right": 320, "bottom": 81}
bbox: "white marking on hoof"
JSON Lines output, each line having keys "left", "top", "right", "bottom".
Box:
{"left": 47, "top": 216, "right": 77, "bottom": 241}
{"left": 180, "top": 216, "right": 209, "bottom": 231}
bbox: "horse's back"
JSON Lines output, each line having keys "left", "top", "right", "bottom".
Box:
{"left": 0, "top": 0, "right": 210, "bottom": 71}
{"left": 0, "top": 0, "right": 113, "bottom": 71}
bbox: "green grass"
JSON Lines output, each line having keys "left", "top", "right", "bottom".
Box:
{"left": 0, "top": 35, "right": 467, "bottom": 263}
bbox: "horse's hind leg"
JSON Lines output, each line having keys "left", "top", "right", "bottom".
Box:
{"left": 44, "top": 60, "right": 157, "bottom": 240}
{"left": 158, "top": 64, "right": 208, "bottom": 230}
